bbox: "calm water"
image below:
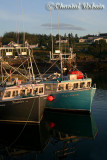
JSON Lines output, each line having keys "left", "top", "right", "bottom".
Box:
{"left": 0, "top": 72, "right": 107, "bottom": 160}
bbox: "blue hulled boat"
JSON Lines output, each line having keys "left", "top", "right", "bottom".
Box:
{"left": 44, "top": 81, "right": 96, "bottom": 112}
{"left": 39, "top": 50, "right": 96, "bottom": 112}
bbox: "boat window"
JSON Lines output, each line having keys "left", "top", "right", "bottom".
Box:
{"left": 66, "top": 83, "right": 72, "bottom": 90}
{"left": 12, "top": 91, "right": 15, "bottom": 96}
{"left": 20, "top": 90, "right": 25, "bottom": 96}
{"left": 80, "top": 82, "right": 85, "bottom": 88}
{"left": 39, "top": 87, "right": 43, "bottom": 93}
{"left": 58, "top": 84, "right": 64, "bottom": 90}
{"left": 74, "top": 83, "right": 78, "bottom": 89}
{"left": 12, "top": 90, "right": 18, "bottom": 97}
{"left": 30, "top": 89, "right": 32, "bottom": 94}
{"left": 45, "top": 84, "right": 51, "bottom": 91}
{"left": 16, "top": 90, "right": 18, "bottom": 96}
{"left": 0, "top": 91, "right": 3, "bottom": 97}
{"left": 4, "top": 91, "right": 11, "bottom": 97}
{"left": 34, "top": 88, "right": 38, "bottom": 94}
{"left": 66, "top": 84, "right": 69, "bottom": 90}
{"left": 53, "top": 84, "right": 57, "bottom": 91}
{"left": 27, "top": 89, "right": 32, "bottom": 95}
{"left": 87, "top": 82, "right": 91, "bottom": 87}
{"left": 27, "top": 89, "right": 30, "bottom": 95}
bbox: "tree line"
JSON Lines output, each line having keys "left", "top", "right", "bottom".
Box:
{"left": 1, "top": 32, "right": 107, "bottom": 60}
{"left": 1, "top": 32, "right": 78, "bottom": 46}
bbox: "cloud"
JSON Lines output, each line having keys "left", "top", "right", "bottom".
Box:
{"left": 41, "top": 23, "right": 85, "bottom": 31}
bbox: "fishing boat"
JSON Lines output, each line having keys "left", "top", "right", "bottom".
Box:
{"left": 0, "top": 47, "right": 47, "bottom": 124}
{"left": 40, "top": 49, "right": 96, "bottom": 112}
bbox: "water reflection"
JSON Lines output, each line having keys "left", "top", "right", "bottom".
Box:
{"left": 44, "top": 111, "right": 98, "bottom": 159}
{"left": 0, "top": 119, "right": 50, "bottom": 159}
{"left": 0, "top": 111, "right": 98, "bottom": 160}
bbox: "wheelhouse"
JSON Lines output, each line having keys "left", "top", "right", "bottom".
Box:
{"left": 1, "top": 83, "right": 45, "bottom": 101}
{"left": 43, "top": 78, "right": 92, "bottom": 94}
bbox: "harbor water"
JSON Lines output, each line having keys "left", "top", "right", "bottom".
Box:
{"left": 0, "top": 72, "right": 107, "bottom": 160}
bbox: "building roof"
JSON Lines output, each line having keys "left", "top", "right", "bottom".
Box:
{"left": 99, "top": 33, "right": 107, "bottom": 37}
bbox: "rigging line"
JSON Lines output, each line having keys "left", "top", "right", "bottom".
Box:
{"left": 9, "top": 95, "right": 37, "bottom": 148}
{"left": 2, "top": 67, "right": 10, "bottom": 76}
{"left": 65, "top": 59, "right": 86, "bottom": 77}
{"left": 28, "top": 49, "right": 35, "bottom": 81}
{"left": 0, "top": 57, "right": 30, "bottom": 83}
{"left": 16, "top": 48, "right": 28, "bottom": 76}
{"left": 32, "top": 53, "right": 43, "bottom": 81}
{"left": 55, "top": 62, "right": 61, "bottom": 72}
{"left": 0, "top": 59, "right": 3, "bottom": 83}
{"left": 42, "top": 60, "right": 59, "bottom": 77}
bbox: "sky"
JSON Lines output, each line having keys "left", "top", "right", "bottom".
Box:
{"left": 0, "top": 0, "right": 107, "bottom": 37}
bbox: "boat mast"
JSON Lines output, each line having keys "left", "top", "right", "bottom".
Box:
{"left": 57, "top": 9, "right": 63, "bottom": 79}
{"left": 21, "top": 0, "right": 25, "bottom": 45}
{"left": 28, "top": 48, "right": 35, "bottom": 82}
{"left": 57, "top": 9, "right": 60, "bottom": 51}
{"left": 0, "top": 50, "right": 3, "bottom": 83}
{"left": 50, "top": 8, "right": 53, "bottom": 57}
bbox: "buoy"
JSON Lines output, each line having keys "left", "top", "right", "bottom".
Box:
{"left": 48, "top": 95, "right": 54, "bottom": 101}
{"left": 49, "top": 122, "right": 55, "bottom": 128}
{"left": 68, "top": 71, "right": 84, "bottom": 79}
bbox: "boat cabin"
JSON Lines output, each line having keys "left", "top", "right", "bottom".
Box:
{"left": 0, "top": 83, "right": 44, "bottom": 101}
{"left": 43, "top": 78, "right": 92, "bottom": 95}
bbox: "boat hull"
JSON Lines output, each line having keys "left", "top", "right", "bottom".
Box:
{"left": 46, "top": 88, "right": 96, "bottom": 112}
{"left": 0, "top": 95, "right": 47, "bottom": 124}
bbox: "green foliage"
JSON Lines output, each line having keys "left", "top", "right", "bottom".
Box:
{"left": 2, "top": 32, "right": 39, "bottom": 45}
{"left": 88, "top": 39, "right": 107, "bottom": 59}
{"left": 1, "top": 32, "right": 107, "bottom": 60}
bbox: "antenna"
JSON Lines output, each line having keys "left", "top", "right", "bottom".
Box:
{"left": 21, "top": 0, "right": 25, "bottom": 45}
{"left": 57, "top": 9, "right": 60, "bottom": 50}
{"left": 16, "top": 21, "right": 19, "bottom": 44}
{"left": 16, "top": 0, "right": 19, "bottom": 44}
{"left": 57, "top": 9, "right": 63, "bottom": 78}
{"left": 0, "top": 52, "right": 3, "bottom": 83}
{"left": 50, "top": 8, "right": 53, "bottom": 59}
